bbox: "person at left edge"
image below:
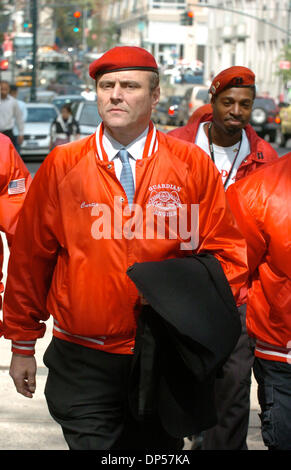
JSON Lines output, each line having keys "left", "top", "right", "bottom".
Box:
{"left": 0, "top": 81, "right": 24, "bottom": 150}
{"left": 3, "top": 46, "right": 248, "bottom": 450}
{"left": 0, "top": 133, "right": 32, "bottom": 337}
{"left": 9, "top": 84, "right": 27, "bottom": 155}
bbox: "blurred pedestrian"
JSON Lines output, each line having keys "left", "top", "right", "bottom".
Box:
{"left": 9, "top": 84, "right": 27, "bottom": 155}
{"left": 0, "top": 133, "right": 31, "bottom": 337}
{"left": 50, "top": 103, "right": 80, "bottom": 149}
{"left": 3, "top": 47, "right": 248, "bottom": 450}
{"left": 169, "top": 66, "right": 279, "bottom": 450}
{"left": 81, "top": 86, "right": 96, "bottom": 101}
{"left": 227, "top": 154, "right": 291, "bottom": 451}
{"left": 0, "top": 81, "right": 24, "bottom": 150}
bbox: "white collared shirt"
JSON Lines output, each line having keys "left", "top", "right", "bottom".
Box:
{"left": 0, "top": 95, "right": 24, "bottom": 134}
{"left": 102, "top": 127, "right": 149, "bottom": 186}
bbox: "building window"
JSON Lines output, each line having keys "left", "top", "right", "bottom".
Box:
{"left": 152, "top": 0, "right": 186, "bottom": 8}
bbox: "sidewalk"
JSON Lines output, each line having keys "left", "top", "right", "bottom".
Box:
{"left": 0, "top": 240, "right": 265, "bottom": 451}
{"left": 0, "top": 318, "right": 265, "bottom": 451}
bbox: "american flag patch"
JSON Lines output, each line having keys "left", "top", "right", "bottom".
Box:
{"left": 8, "top": 178, "right": 26, "bottom": 195}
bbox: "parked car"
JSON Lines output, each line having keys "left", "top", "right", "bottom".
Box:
{"left": 174, "top": 71, "right": 204, "bottom": 85}
{"left": 57, "top": 72, "right": 86, "bottom": 88}
{"left": 47, "top": 72, "right": 86, "bottom": 93}
{"left": 33, "top": 89, "right": 58, "bottom": 103}
{"left": 17, "top": 87, "right": 57, "bottom": 103}
{"left": 21, "top": 103, "right": 59, "bottom": 159}
{"left": 52, "top": 94, "right": 85, "bottom": 110}
{"left": 176, "top": 85, "right": 209, "bottom": 126}
{"left": 278, "top": 104, "right": 291, "bottom": 146}
{"left": 72, "top": 101, "right": 101, "bottom": 137}
{"left": 47, "top": 83, "right": 84, "bottom": 95}
{"left": 152, "top": 96, "right": 183, "bottom": 127}
{"left": 250, "top": 96, "right": 280, "bottom": 143}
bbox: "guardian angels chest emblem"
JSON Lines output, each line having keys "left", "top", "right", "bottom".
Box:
{"left": 147, "top": 183, "right": 182, "bottom": 217}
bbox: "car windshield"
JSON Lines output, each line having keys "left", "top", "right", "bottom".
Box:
{"left": 196, "top": 89, "right": 209, "bottom": 102}
{"left": 78, "top": 104, "right": 101, "bottom": 126}
{"left": 170, "top": 96, "right": 182, "bottom": 105}
{"left": 27, "top": 107, "right": 57, "bottom": 123}
{"left": 254, "top": 98, "right": 277, "bottom": 111}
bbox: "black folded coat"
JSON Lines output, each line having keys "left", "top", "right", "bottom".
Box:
{"left": 126, "top": 253, "right": 242, "bottom": 438}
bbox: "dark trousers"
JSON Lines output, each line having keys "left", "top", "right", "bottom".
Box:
{"left": 201, "top": 305, "right": 255, "bottom": 450}
{"left": 43, "top": 337, "right": 183, "bottom": 451}
{"left": 253, "top": 357, "right": 291, "bottom": 450}
{"left": 1, "top": 129, "right": 17, "bottom": 147}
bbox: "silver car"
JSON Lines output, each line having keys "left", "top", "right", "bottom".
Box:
{"left": 72, "top": 100, "right": 102, "bottom": 137}
{"left": 21, "top": 103, "right": 59, "bottom": 159}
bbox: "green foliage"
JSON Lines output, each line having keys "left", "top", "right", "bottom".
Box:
{"left": 87, "top": 19, "right": 121, "bottom": 51}
{"left": 277, "top": 44, "right": 291, "bottom": 84}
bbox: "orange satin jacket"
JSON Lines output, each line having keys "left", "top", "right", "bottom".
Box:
{"left": 227, "top": 154, "right": 291, "bottom": 363}
{"left": 0, "top": 134, "right": 31, "bottom": 336}
{"left": 3, "top": 124, "right": 248, "bottom": 355}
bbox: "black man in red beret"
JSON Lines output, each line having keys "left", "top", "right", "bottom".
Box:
{"left": 169, "top": 66, "right": 279, "bottom": 450}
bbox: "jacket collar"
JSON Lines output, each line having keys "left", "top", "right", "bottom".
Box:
{"left": 191, "top": 112, "right": 267, "bottom": 164}
{"left": 95, "top": 121, "right": 159, "bottom": 162}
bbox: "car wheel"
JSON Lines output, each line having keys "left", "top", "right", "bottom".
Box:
{"left": 251, "top": 107, "right": 267, "bottom": 125}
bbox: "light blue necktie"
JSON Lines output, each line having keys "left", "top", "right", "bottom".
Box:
{"left": 118, "top": 148, "right": 135, "bottom": 207}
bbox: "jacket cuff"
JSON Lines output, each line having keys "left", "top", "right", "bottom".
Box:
{"left": 12, "top": 340, "right": 36, "bottom": 356}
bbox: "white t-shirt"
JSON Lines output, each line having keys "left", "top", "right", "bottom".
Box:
{"left": 195, "top": 122, "right": 250, "bottom": 189}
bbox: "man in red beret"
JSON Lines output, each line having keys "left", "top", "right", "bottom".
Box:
{"left": 3, "top": 48, "right": 249, "bottom": 450}
{"left": 169, "top": 66, "right": 279, "bottom": 450}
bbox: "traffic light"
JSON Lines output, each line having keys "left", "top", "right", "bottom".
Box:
{"left": 180, "top": 10, "right": 194, "bottom": 26}
{"left": 73, "top": 10, "right": 82, "bottom": 32}
{"left": 187, "top": 11, "right": 194, "bottom": 26}
{"left": 68, "top": 11, "right": 74, "bottom": 26}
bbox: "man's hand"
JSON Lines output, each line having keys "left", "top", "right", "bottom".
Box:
{"left": 17, "top": 135, "right": 24, "bottom": 146}
{"left": 9, "top": 353, "right": 37, "bottom": 398}
{"left": 138, "top": 290, "right": 149, "bottom": 305}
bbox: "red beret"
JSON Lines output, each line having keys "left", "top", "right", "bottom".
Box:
{"left": 89, "top": 46, "right": 158, "bottom": 79}
{"left": 209, "top": 66, "right": 255, "bottom": 96}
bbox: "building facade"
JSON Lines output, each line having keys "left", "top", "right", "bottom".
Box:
{"left": 99, "top": 0, "right": 290, "bottom": 98}
{"left": 101, "top": 0, "right": 207, "bottom": 67}
{"left": 204, "top": 0, "right": 289, "bottom": 98}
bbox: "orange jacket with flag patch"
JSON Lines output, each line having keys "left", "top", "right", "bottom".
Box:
{"left": 3, "top": 125, "right": 248, "bottom": 355}
{"left": 0, "top": 133, "right": 32, "bottom": 336}
{"left": 227, "top": 154, "right": 291, "bottom": 363}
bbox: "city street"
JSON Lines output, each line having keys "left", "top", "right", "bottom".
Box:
{"left": 2, "top": 137, "right": 287, "bottom": 452}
